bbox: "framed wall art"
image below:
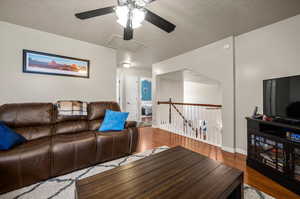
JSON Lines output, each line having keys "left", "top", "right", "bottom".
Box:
{"left": 23, "top": 50, "right": 90, "bottom": 78}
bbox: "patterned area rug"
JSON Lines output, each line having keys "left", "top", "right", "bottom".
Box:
{"left": 0, "top": 146, "right": 275, "bottom": 199}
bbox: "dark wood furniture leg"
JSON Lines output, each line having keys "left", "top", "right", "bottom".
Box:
{"left": 228, "top": 180, "right": 244, "bottom": 199}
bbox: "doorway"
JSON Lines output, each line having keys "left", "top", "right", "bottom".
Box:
{"left": 140, "top": 78, "right": 152, "bottom": 125}
{"left": 125, "top": 75, "right": 139, "bottom": 121}
{"left": 117, "top": 68, "right": 153, "bottom": 124}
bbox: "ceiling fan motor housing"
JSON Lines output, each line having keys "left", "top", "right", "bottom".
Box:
{"left": 118, "top": 0, "right": 148, "bottom": 8}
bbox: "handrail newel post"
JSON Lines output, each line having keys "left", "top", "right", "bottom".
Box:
{"left": 169, "top": 98, "right": 172, "bottom": 124}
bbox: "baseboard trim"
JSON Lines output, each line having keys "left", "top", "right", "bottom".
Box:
{"left": 221, "top": 146, "right": 247, "bottom": 155}
{"left": 221, "top": 146, "right": 235, "bottom": 153}
{"left": 235, "top": 148, "right": 247, "bottom": 155}
{"left": 155, "top": 128, "right": 247, "bottom": 155}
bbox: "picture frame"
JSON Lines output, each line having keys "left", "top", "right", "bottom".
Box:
{"left": 23, "top": 50, "right": 90, "bottom": 78}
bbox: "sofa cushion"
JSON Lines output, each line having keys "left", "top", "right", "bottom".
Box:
{"left": 14, "top": 125, "right": 53, "bottom": 141}
{"left": 54, "top": 121, "right": 88, "bottom": 135}
{"left": 0, "top": 137, "right": 51, "bottom": 194}
{"left": 89, "top": 119, "right": 103, "bottom": 131}
{"left": 0, "top": 122, "right": 27, "bottom": 150}
{"left": 0, "top": 103, "right": 53, "bottom": 128}
{"left": 51, "top": 132, "right": 97, "bottom": 177}
{"left": 88, "top": 102, "right": 121, "bottom": 121}
{"left": 125, "top": 121, "right": 137, "bottom": 128}
{"left": 95, "top": 130, "right": 131, "bottom": 162}
{"left": 99, "top": 110, "right": 129, "bottom": 132}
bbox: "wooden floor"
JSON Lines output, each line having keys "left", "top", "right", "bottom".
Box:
{"left": 136, "top": 127, "right": 300, "bottom": 199}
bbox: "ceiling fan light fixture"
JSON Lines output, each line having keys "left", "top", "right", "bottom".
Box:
{"left": 118, "top": 0, "right": 129, "bottom": 6}
{"left": 122, "top": 62, "right": 131, "bottom": 68}
{"left": 135, "top": 0, "right": 147, "bottom": 7}
{"left": 116, "top": 6, "right": 129, "bottom": 21}
{"left": 132, "top": 8, "right": 146, "bottom": 27}
{"left": 116, "top": 6, "right": 146, "bottom": 29}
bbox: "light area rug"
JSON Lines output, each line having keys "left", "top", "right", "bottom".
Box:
{"left": 0, "top": 146, "right": 275, "bottom": 199}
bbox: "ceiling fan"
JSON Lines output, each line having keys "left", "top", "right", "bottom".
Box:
{"left": 75, "top": 0, "right": 176, "bottom": 40}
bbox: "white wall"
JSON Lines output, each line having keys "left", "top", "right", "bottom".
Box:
{"left": 157, "top": 76, "right": 184, "bottom": 124}
{"left": 154, "top": 14, "right": 300, "bottom": 154}
{"left": 0, "top": 21, "right": 117, "bottom": 104}
{"left": 153, "top": 37, "right": 234, "bottom": 152}
{"left": 118, "top": 67, "right": 152, "bottom": 78}
{"left": 184, "top": 81, "right": 222, "bottom": 105}
{"left": 235, "top": 14, "right": 300, "bottom": 152}
{"left": 158, "top": 79, "right": 184, "bottom": 102}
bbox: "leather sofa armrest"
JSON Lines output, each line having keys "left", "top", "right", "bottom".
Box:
{"left": 125, "top": 121, "right": 137, "bottom": 129}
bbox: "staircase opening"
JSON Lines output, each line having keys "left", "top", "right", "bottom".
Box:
{"left": 156, "top": 69, "right": 223, "bottom": 147}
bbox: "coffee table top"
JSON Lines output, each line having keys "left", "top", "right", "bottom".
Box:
{"left": 76, "top": 146, "right": 243, "bottom": 199}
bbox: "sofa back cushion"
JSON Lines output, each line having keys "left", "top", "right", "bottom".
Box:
{"left": 54, "top": 121, "right": 89, "bottom": 135}
{"left": 14, "top": 126, "right": 53, "bottom": 141}
{"left": 88, "top": 102, "right": 121, "bottom": 131}
{"left": 0, "top": 101, "right": 123, "bottom": 138}
{"left": 53, "top": 106, "right": 88, "bottom": 135}
{"left": 88, "top": 102, "right": 121, "bottom": 120}
{"left": 0, "top": 103, "right": 54, "bottom": 140}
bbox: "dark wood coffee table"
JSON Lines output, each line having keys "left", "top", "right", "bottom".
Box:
{"left": 75, "top": 146, "right": 244, "bottom": 199}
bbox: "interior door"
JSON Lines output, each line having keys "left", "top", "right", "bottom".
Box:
{"left": 125, "top": 75, "right": 139, "bottom": 121}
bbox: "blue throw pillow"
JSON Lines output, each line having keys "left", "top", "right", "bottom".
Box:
{"left": 0, "top": 122, "right": 27, "bottom": 150}
{"left": 99, "top": 109, "right": 129, "bottom": 132}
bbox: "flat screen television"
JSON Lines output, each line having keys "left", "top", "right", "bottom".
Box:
{"left": 264, "top": 75, "right": 300, "bottom": 121}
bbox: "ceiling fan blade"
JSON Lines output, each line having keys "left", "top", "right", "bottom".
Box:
{"left": 124, "top": 27, "right": 133, "bottom": 40}
{"left": 75, "top": 6, "right": 115, "bottom": 20}
{"left": 146, "top": 0, "right": 157, "bottom": 3}
{"left": 145, "top": 9, "right": 176, "bottom": 33}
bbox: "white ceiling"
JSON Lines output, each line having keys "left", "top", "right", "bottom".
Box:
{"left": 1, "top": 0, "right": 300, "bottom": 68}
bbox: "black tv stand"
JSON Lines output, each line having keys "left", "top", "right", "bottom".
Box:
{"left": 246, "top": 117, "right": 300, "bottom": 195}
{"left": 273, "top": 117, "right": 300, "bottom": 126}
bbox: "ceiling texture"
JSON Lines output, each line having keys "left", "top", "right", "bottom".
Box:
{"left": 1, "top": 0, "right": 300, "bottom": 68}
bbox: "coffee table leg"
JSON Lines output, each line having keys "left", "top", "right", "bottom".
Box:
{"left": 228, "top": 183, "right": 243, "bottom": 199}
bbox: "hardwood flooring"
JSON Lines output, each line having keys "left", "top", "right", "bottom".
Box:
{"left": 136, "top": 127, "right": 300, "bottom": 199}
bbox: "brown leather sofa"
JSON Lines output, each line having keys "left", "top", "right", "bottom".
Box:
{"left": 0, "top": 101, "right": 139, "bottom": 194}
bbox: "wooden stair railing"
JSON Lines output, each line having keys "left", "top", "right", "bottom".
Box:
{"left": 157, "top": 98, "right": 222, "bottom": 144}
{"left": 157, "top": 100, "right": 222, "bottom": 108}
{"left": 170, "top": 102, "right": 198, "bottom": 137}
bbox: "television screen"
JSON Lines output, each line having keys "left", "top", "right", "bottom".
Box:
{"left": 264, "top": 75, "right": 300, "bottom": 120}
